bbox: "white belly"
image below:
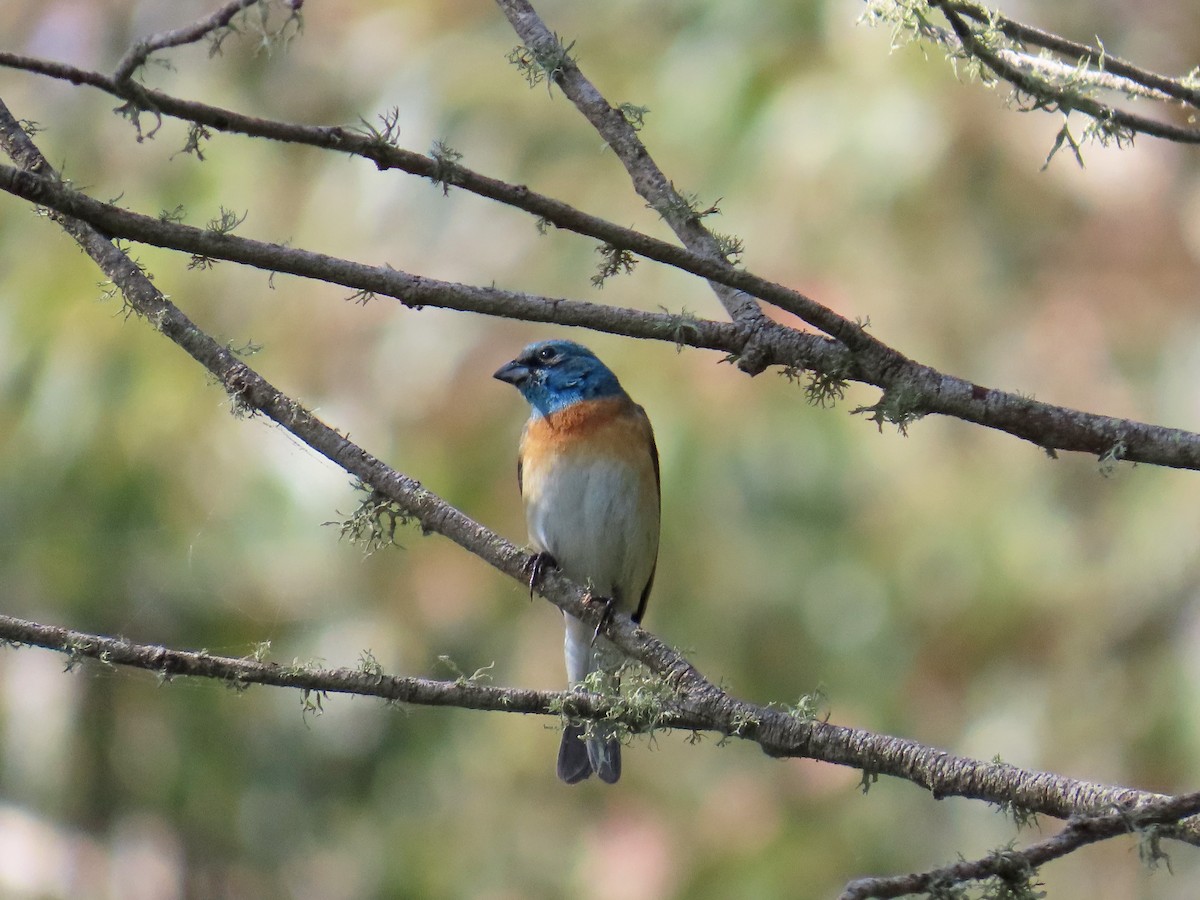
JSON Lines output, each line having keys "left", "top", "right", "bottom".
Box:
{"left": 526, "top": 457, "right": 655, "bottom": 610}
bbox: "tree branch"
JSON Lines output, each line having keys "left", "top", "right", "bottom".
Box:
{"left": 919, "top": 0, "right": 1200, "bottom": 145}
{"left": 112, "top": 0, "right": 266, "bottom": 85}
{"left": 6, "top": 603, "right": 1200, "bottom": 859}
{"left": 0, "top": 611, "right": 564, "bottom": 716}
{"left": 0, "top": 161, "right": 748, "bottom": 347}
{"left": 0, "top": 50, "right": 812, "bottom": 346}
{"left": 841, "top": 791, "right": 1200, "bottom": 899}
{"left": 493, "top": 0, "right": 767, "bottom": 344}
{"left": 2, "top": 99, "right": 1196, "bottom": 846}
{"left": 5, "top": 4, "right": 1200, "bottom": 893}
{"left": 942, "top": 0, "right": 1200, "bottom": 110}
{"left": 5, "top": 3, "right": 1200, "bottom": 892}
{"left": 4, "top": 38, "right": 1200, "bottom": 467}
{"left": 4, "top": 158, "right": 1200, "bottom": 472}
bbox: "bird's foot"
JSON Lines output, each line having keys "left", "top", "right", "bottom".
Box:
{"left": 588, "top": 593, "right": 617, "bottom": 646}
{"left": 526, "top": 551, "right": 557, "bottom": 600}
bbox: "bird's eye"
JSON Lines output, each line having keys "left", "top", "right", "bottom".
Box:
{"left": 537, "top": 346, "right": 557, "bottom": 362}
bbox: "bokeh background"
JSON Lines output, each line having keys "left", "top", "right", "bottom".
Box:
{"left": 3, "top": 1, "right": 1200, "bottom": 897}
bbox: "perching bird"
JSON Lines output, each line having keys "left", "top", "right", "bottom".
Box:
{"left": 494, "top": 340, "right": 660, "bottom": 784}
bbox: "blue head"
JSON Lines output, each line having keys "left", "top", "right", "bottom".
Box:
{"left": 494, "top": 340, "right": 625, "bottom": 417}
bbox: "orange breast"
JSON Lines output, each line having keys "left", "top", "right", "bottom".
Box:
{"left": 521, "top": 397, "right": 649, "bottom": 472}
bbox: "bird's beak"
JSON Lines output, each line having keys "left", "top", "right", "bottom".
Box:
{"left": 493, "top": 359, "right": 530, "bottom": 386}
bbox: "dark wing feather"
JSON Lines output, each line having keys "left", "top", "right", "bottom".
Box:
{"left": 632, "top": 405, "right": 660, "bottom": 624}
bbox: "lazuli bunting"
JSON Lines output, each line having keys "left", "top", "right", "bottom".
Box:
{"left": 494, "top": 340, "right": 661, "bottom": 784}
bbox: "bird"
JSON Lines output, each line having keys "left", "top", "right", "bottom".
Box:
{"left": 494, "top": 339, "right": 660, "bottom": 784}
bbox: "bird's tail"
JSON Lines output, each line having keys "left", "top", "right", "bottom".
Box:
{"left": 560, "top": 614, "right": 622, "bottom": 783}
{"left": 557, "top": 722, "right": 621, "bottom": 784}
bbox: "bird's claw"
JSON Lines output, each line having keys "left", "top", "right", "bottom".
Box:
{"left": 588, "top": 594, "right": 616, "bottom": 646}
{"left": 526, "top": 551, "right": 557, "bottom": 600}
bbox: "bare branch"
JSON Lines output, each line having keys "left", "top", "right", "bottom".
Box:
{"left": 5, "top": 3, "right": 1200, "bottom": 889}
{"left": 4, "top": 160, "right": 1200, "bottom": 471}
{"left": 1, "top": 602, "right": 1197, "bottom": 851}
{"left": 869, "top": 0, "right": 1200, "bottom": 146}
{"left": 112, "top": 0, "right": 267, "bottom": 85}
{"left": 3, "top": 101, "right": 1197, "bottom": 838}
{"left": 943, "top": 0, "right": 1200, "bottom": 110}
{"left": 0, "top": 50, "right": 863, "bottom": 343}
{"left": 0, "top": 611, "right": 561, "bottom": 715}
{"left": 841, "top": 791, "right": 1200, "bottom": 899}
{"left": 493, "top": 0, "right": 768, "bottom": 345}
{"left": 934, "top": 1, "right": 1200, "bottom": 144}
{"left": 0, "top": 159, "right": 744, "bottom": 347}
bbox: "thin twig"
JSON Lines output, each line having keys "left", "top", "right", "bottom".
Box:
{"left": 112, "top": 0, "right": 264, "bottom": 84}
{"left": 942, "top": 0, "right": 1200, "bottom": 109}
{"left": 931, "top": 0, "right": 1200, "bottom": 144}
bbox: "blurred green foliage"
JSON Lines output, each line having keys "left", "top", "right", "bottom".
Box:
{"left": 2, "top": 1, "right": 1200, "bottom": 897}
